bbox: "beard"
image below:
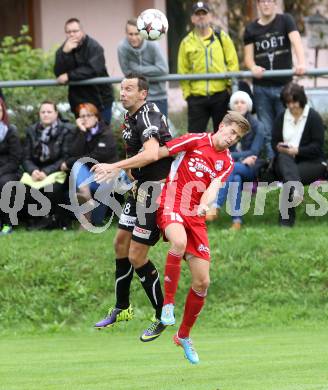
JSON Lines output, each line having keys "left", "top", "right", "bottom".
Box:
{"left": 194, "top": 21, "right": 210, "bottom": 30}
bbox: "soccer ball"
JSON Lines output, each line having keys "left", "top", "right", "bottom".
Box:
{"left": 137, "top": 9, "right": 168, "bottom": 41}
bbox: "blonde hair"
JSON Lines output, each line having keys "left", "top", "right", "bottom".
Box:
{"left": 221, "top": 110, "right": 250, "bottom": 136}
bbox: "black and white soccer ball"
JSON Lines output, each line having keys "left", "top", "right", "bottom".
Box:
{"left": 137, "top": 9, "right": 169, "bottom": 41}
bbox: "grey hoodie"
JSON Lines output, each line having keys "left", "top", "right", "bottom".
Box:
{"left": 117, "top": 38, "right": 168, "bottom": 101}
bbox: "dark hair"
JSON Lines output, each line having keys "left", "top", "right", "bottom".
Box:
{"left": 76, "top": 102, "right": 100, "bottom": 119}
{"left": 125, "top": 73, "right": 149, "bottom": 92}
{"left": 65, "top": 18, "right": 82, "bottom": 29}
{"left": 126, "top": 18, "right": 137, "bottom": 28}
{"left": 40, "top": 100, "right": 58, "bottom": 112}
{"left": 0, "top": 98, "right": 9, "bottom": 125}
{"left": 280, "top": 82, "right": 307, "bottom": 108}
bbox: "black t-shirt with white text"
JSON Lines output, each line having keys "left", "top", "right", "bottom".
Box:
{"left": 122, "top": 102, "right": 173, "bottom": 182}
{"left": 244, "top": 13, "right": 298, "bottom": 86}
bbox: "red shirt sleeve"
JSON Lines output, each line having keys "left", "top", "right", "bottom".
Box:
{"left": 165, "top": 133, "right": 208, "bottom": 155}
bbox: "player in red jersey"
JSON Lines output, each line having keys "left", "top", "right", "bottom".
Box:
{"left": 157, "top": 111, "right": 250, "bottom": 364}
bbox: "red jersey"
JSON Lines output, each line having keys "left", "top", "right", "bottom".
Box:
{"left": 159, "top": 133, "right": 234, "bottom": 216}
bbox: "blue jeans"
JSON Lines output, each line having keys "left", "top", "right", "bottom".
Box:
{"left": 253, "top": 85, "right": 284, "bottom": 160}
{"left": 100, "top": 103, "right": 113, "bottom": 124}
{"left": 71, "top": 162, "right": 115, "bottom": 225}
{"left": 149, "top": 99, "right": 168, "bottom": 117}
{"left": 216, "top": 162, "right": 256, "bottom": 223}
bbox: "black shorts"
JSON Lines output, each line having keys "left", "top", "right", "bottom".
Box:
{"left": 118, "top": 181, "right": 162, "bottom": 246}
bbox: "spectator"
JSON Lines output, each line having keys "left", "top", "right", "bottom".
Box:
{"left": 178, "top": 1, "right": 239, "bottom": 133}
{"left": 54, "top": 18, "right": 114, "bottom": 124}
{"left": 206, "top": 91, "right": 264, "bottom": 228}
{"left": 244, "top": 0, "right": 305, "bottom": 160}
{"left": 0, "top": 98, "right": 23, "bottom": 235}
{"left": 118, "top": 18, "right": 169, "bottom": 117}
{"left": 272, "top": 82, "right": 326, "bottom": 227}
{"left": 62, "top": 102, "right": 119, "bottom": 229}
{"left": 22, "top": 100, "right": 73, "bottom": 229}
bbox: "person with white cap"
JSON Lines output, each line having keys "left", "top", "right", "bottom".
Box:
{"left": 177, "top": 2, "right": 239, "bottom": 133}
{"left": 206, "top": 91, "right": 265, "bottom": 228}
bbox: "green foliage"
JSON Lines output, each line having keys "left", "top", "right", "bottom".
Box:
{"left": 0, "top": 25, "right": 68, "bottom": 134}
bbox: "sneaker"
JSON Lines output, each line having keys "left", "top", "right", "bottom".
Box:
{"left": 0, "top": 225, "right": 13, "bottom": 236}
{"left": 140, "top": 319, "right": 166, "bottom": 342}
{"left": 161, "top": 303, "right": 175, "bottom": 326}
{"left": 94, "top": 305, "right": 133, "bottom": 329}
{"left": 230, "top": 222, "right": 241, "bottom": 231}
{"left": 173, "top": 333, "right": 199, "bottom": 364}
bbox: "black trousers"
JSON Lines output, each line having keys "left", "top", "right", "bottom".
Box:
{"left": 274, "top": 153, "right": 326, "bottom": 225}
{"left": 274, "top": 153, "right": 326, "bottom": 185}
{"left": 0, "top": 173, "right": 21, "bottom": 225}
{"left": 187, "top": 90, "right": 230, "bottom": 133}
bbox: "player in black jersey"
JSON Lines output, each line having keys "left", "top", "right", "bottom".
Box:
{"left": 92, "top": 74, "right": 173, "bottom": 342}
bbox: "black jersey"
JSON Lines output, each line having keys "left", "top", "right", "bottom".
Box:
{"left": 122, "top": 102, "right": 173, "bottom": 182}
{"left": 244, "top": 13, "right": 297, "bottom": 86}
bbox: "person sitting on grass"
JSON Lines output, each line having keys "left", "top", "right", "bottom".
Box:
{"left": 206, "top": 91, "right": 264, "bottom": 230}
{"left": 0, "top": 98, "right": 23, "bottom": 235}
{"left": 272, "top": 82, "right": 326, "bottom": 227}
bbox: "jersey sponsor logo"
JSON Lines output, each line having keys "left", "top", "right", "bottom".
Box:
{"left": 194, "top": 150, "right": 203, "bottom": 155}
{"left": 188, "top": 157, "right": 216, "bottom": 179}
{"left": 133, "top": 226, "right": 152, "bottom": 239}
{"left": 119, "top": 214, "right": 136, "bottom": 227}
{"left": 215, "top": 160, "right": 224, "bottom": 171}
{"left": 122, "top": 127, "right": 132, "bottom": 140}
{"left": 198, "top": 244, "right": 210, "bottom": 255}
{"left": 98, "top": 142, "right": 106, "bottom": 148}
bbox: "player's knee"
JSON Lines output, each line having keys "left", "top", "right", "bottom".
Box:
{"left": 128, "top": 246, "right": 146, "bottom": 268}
{"left": 170, "top": 238, "right": 187, "bottom": 256}
{"left": 193, "top": 277, "right": 210, "bottom": 293}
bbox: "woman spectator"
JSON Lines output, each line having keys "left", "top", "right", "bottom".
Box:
{"left": 206, "top": 91, "right": 264, "bottom": 229}
{"left": 62, "top": 103, "right": 119, "bottom": 229}
{"left": 0, "top": 98, "right": 23, "bottom": 235}
{"left": 22, "top": 100, "right": 73, "bottom": 229}
{"left": 272, "top": 82, "right": 326, "bottom": 227}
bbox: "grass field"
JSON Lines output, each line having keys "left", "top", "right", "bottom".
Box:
{"left": 1, "top": 327, "right": 328, "bottom": 390}
{"left": 1, "top": 189, "right": 328, "bottom": 389}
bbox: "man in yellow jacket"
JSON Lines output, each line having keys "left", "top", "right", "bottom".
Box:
{"left": 178, "top": 2, "right": 239, "bottom": 133}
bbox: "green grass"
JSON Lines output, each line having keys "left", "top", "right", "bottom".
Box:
{"left": 1, "top": 189, "right": 328, "bottom": 388}
{"left": 1, "top": 328, "right": 327, "bottom": 390}
{"left": 1, "top": 189, "right": 328, "bottom": 331}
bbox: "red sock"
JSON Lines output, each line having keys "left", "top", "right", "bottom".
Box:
{"left": 178, "top": 288, "right": 206, "bottom": 339}
{"left": 163, "top": 251, "right": 182, "bottom": 305}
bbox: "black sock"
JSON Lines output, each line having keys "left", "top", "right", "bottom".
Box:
{"left": 115, "top": 257, "right": 134, "bottom": 310}
{"left": 135, "top": 260, "right": 163, "bottom": 320}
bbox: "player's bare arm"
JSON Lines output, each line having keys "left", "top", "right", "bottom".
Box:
{"left": 158, "top": 145, "right": 169, "bottom": 159}
{"left": 197, "top": 178, "right": 223, "bottom": 216}
{"left": 92, "top": 137, "right": 159, "bottom": 182}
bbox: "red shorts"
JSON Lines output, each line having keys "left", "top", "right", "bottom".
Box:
{"left": 157, "top": 207, "right": 210, "bottom": 261}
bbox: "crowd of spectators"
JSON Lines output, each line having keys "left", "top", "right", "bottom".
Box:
{"left": 0, "top": 1, "right": 326, "bottom": 235}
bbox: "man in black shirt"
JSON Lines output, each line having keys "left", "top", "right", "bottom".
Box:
{"left": 54, "top": 18, "right": 114, "bottom": 123}
{"left": 92, "top": 74, "right": 172, "bottom": 342}
{"left": 244, "top": 0, "right": 305, "bottom": 159}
